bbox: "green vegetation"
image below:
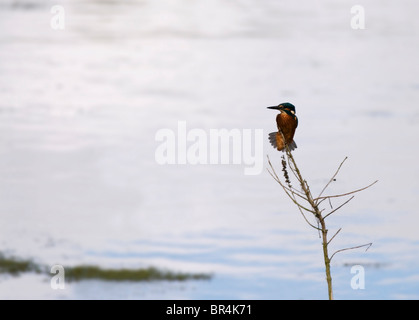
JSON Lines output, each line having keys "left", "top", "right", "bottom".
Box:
{"left": 0, "top": 253, "right": 41, "bottom": 275}
{"left": 65, "top": 265, "right": 211, "bottom": 282}
{"left": 0, "top": 252, "right": 211, "bottom": 282}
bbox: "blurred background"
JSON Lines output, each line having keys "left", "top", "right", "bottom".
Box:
{"left": 0, "top": 0, "right": 419, "bottom": 299}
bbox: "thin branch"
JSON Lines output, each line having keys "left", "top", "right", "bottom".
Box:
{"left": 289, "top": 186, "right": 306, "bottom": 198}
{"left": 267, "top": 156, "right": 320, "bottom": 229}
{"left": 329, "top": 243, "right": 373, "bottom": 262}
{"left": 268, "top": 171, "right": 307, "bottom": 202}
{"left": 328, "top": 197, "right": 333, "bottom": 209}
{"left": 327, "top": 228, "right": 342, "bottom": 245}
{"left": 316, "top": 197, "right": 329, "bottom": 207}
{"left": 267, "top": 141, "right": 376, "bottom": 300}
{"left": 266, "top": 156, "right": 281, "bottom": 180}
{"left": 267, "top": 157, "right": 309, "bottom": 203}
{"left": 286, "top": 151, "right": 301, "bottom": 182}
{"left": 291, "top": 191, "right": 321, "bottom": 230}
{"left": 317, "top": 157, "right": 348, "bottom": 200}
{"left": 323, "top": 196, "right": 355, "bottom": 220}
{"left": 278, "top": 129, "right": 300, "bottom": 183}
{"left": 315, "top": 180, "right": 378, "bottom": 202}
{"left": 296, "top": 205, "right": 322, "bottom": 230}
{"left": 280, "top": 183, "right": 317, "bottom": 215}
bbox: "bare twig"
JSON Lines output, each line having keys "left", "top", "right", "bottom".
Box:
{"left": 323, "top": 196, "right": 355, "bottom": 220}
{"left": 268, "top": 143, "right": 375, "bottom": 300}
{"left": 267, "top": 156, "right": 320, "bottom": 230}
{"left": 267, "top": 158, "right": 314, "bottom": 211}
{"left": 267, "top": 127, "right": 376, "bottom": 300}
{"left": 315, "top": 180, "right": 378, "bottom": 202}
{"left": 296, "top": 207, "right": 322, "bottom": 230}
{"left": 317, "top": 157, "right": 348, "bottom": 200}
{"left": 327, "top": 228, "right": 342, "bottom": 245}
{"left": 330, "top": 243, "right": 373, "bottom": 262}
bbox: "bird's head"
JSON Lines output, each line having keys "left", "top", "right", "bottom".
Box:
{"left": 267, "top": 102, "right": 296, "bottom": 115}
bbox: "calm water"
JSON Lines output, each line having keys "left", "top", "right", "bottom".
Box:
{"left": 1, "top": 0, "right": 419, "bottom": 299}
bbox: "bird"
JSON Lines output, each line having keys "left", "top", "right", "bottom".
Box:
{"left": 267, "top": 102, "right": 298, "bottom": 151}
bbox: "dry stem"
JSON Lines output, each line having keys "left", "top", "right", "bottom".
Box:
{"left": 267, "top": 132, "right": 376, "bottom": 300}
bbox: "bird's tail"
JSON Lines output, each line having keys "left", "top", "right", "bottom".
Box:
{"left": 288, "top": 140, "right": 297, "bottom": 151}
{"left": 268, "top": 132, "right": 277, "bottom": 148}
{"left": 268, "top": 132, "right": 297, "bottom": 152}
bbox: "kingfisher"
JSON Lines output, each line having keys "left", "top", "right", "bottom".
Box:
{"left": 268, "top": 102, "right": 298, "bottom": 151}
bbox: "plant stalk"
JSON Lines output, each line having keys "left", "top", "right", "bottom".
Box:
{"left": 284, "top": 146, "right": 334, "bottom": 300}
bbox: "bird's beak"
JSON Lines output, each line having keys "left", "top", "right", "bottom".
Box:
{"left": 267, "top": 105, "right": 283, "bottom": 111}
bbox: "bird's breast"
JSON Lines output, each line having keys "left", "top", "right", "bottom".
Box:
{"left": 276, "top": 112, "right": 297, "bottom": 142}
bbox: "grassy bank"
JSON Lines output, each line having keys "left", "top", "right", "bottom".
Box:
{"left": 0, "top": 253, "right": 41, "bottom": 275}
{"left": 64, "top": 265, "right": 211, "bottom": 282}
{"left": 0, "top": 252, "right": 211, "bottom": 282}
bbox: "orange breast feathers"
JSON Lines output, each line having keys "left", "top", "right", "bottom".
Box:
{"left": 276, "top": 112, "right": 298, "bottom": 147}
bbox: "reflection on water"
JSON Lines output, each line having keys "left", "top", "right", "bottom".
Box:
{"left": 1, "top": 0, "right": 419, "bottom": 299}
